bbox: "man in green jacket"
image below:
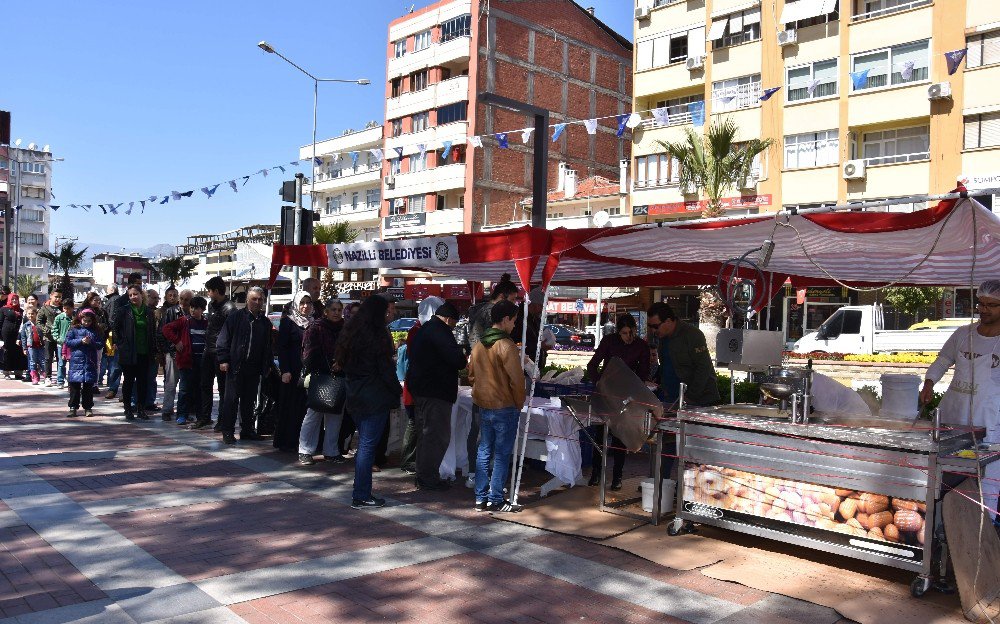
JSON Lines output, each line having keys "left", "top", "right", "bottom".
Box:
{"left": 36, "top": 289, "right": 64, "bottom": 386}
{"left": 647, "top": 302, "right": 720, "bottom": 407}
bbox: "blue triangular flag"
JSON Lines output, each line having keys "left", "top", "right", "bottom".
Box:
{"left": 313, "top": 157, "right": 323, "bottom": 166}
{"left": 99, "top": 205, "right": 108, "bottom": 214}
{"left": 126, "top": 202, "right": 134, "bottom": 215}
{"left": 759, "top": 87, "right": 781, "bottom": 101}
{"left": 290, "top": 160, "right": 299, "bottom": 166}
{"left": 242, "top": 176, "right": 250, "bottom": 186}
{"left": 393, "top": 147, "right": 404, "bottom": 159}
{"left": 441, "top": 140, "right": 453, "bottom": 161}
{"left": 50, "top": 205, "right": 59, "bottom": 211}
{"left": 850, "top": 69, "right": 871, "bottom": 90}
{"left": 276, "top": 166, "right": 286, "bottom": 173}
{"left": 228, "top": 180, "right": 238, "bottom": 193}
{"left": 945, "top": 48, "right": 967, "bottom": 75}
{"left": 616, "top": 114, "right": 629, "bottom": 138}
{"left": 180, "top": 190, "right": 193, "bottom": 198}
{"left": 349, "top": 151, "right": 359, "bottom": 167}
{"left": 110, "top": 203, "right": 122, "bottom": 214}
{"left": 259, "top": 169, "right": 269, "bottom": 178}
{"left": 148, "top": 195, "right": 158, "bottom": 203}
{"left": 688, "top": 101, "right": 705, "bottom": 127}
{"left": 202, "top": 184, "right": 220, "bottom": 199}
{"left": 160, "top": 196, "right": 170, "bottom": 204}
{"left": 496, "top": 133, "right": 508, "bottom": 148}
{"left": 552, "top": 123, "right": 567, "bottom": 142}
{"left": 140, "top": 201, "right": 146, "bottom": 213}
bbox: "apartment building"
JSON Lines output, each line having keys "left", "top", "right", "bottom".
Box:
{"left": 631, "top": 0, "right": 1000, "bottom": 221}
{"left": 381, "top": 0, "right": 632, "bottom": 240}
{"left": 301, "top": 123, "right": 383, "bottom": 244}
{"left": 0, "top": 145, "right": 54, "bottom": 285}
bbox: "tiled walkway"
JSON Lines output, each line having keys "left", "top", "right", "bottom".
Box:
{"left": 0, "top": 378, "right": 853, "bottom": 623}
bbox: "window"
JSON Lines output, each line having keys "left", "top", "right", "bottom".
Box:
{"left": 851, "top": 40, "right": 929, "bottom": 91}
{"left": 19, "top": 256, "right": 44, "bottom": 269}
{"left": 414, "top": 30, "right": 431, "bottom": 52}
{"left": 390, "top": 158, "right": 402, "bottom": 175}
{"left": 782, "top": 0, "right": 839, "bottom": 28}
{"left": 853, "top": 0, "right": 930, "bottom": 22}
{"left": 412, "top": 112, "right": 429, "bottom": 133}
{"left": 634, "top": 154, "right": 680, "bottom": 188}
{"left": 649, "top": 94, "right": 705, "bottom": 127}
{"left": 964, "top": 112, "right": 1000, "bottom": 150}
{"left": 968, "top": 31, "right": 1000, "bottom": 69}
{"left": 20, "top": 233, "right": 44, "bottom": 245}
{"left": 787, "top": 59, "right": 838, "bottom": 102}
{"left": 363, "top": 227, "right": 380, "bottom": 242}
{"left": 389, "top": 198, "right": 406, "bottom": 216}
{"left": 351, "top": 192, "right": 359, "bottom": 210}
{"left": 391, "top": 119, "right": 403, "bottom": 137}
{"left": 861, "top": 126, "right": 930, "bottom": 165}
{"left": 711, "top": 74, "right": 761, "bottom": 112}
{"left": 325, "top": 196, "right": 341, "bottom": 215}
{"left": 437, "top": 101, "right": 468, "bottom": 124}
{"left": 391, "top": 78, "right": 402, "bottom": 98}
{"left": 20, "top": 162, "right": 44, "bottom": 174}
{"left": 784, "top": 131, "right": 840, "bottom": 169}
{"left": 410, "top": 70, "right": 428, "bottom": 92}
{"left": 408, "top": 195, "right": 426, "bottom": 213}
{"left": 409, "top": 152, "right": 427, "bottom": 172}
{"left": 21, "top": 186, "right": 46, "bottom": 199}
{"left": 441, "top": 14, "right": 471, "bottom": 42}
{"left": 366, "top": 188, "right": 380, "bottom": 208}
{"left": 636, "top": 25, "right": 705, "bottom": 71}
{"left": 23, "top": 209, "right": 44, "bottom": 222}
{"left": 711, "top": 8, "right": 761, "bottom": 50}
{"left": 394, "top": 39, "right": 406, "bottom": 58}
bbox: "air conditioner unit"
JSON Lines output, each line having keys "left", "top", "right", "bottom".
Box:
{"left": 739, "top": 175, "right": 757, "bottom": 190}
{"left": 686, "top": 55, "right": 705, "bottom": 71}
{"left": 635, "top": 5, "right": 651, "bottom": 20}
{"left": 842, "top": 159, "right": 867, "bottom": 180}
{"left": 680, "top": 181, "right": 697, "bottom": 195}
{"left": 927, "top": 81, "right": 952, "bottom": 100}
{"left": 777, "top": 29, "right": 798, "bottom": 47}
{"left": 383, "top": 175, "right": 395, "bottom": 187}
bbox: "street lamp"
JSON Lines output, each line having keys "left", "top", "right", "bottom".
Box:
{"left": 256, "top": 40, "right": 369, "bottom": 292}
{"left": 4, "top": 150, "right": 63, "bottom": 289}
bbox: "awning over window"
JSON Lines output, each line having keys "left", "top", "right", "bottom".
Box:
{"left": 707, "top": 19, "right": 728, "bottom": 41}
{"left": 780, "top": 0, "right": 825, "bottom": 24}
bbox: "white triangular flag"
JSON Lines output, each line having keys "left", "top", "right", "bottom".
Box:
{"left": 625, "top": 112, "right": 642, "bottom": 129}
{"left": 521, "top": 128, "right": 534, "bottom": 143}
{"left": 468, "top": 136, "right": 483, "bottom": 149}
{"left": 583, "top": 119, "right": 598, "bottom": 134}
{"left": 652, "top": 108, "right": 670, "bottom": 126}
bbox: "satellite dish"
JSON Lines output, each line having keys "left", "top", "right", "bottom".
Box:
{"left": 592, "top": 210, "right": 610, "bottom": 227}
{"left": 14, "top": 139, "right": 21, "bottom": 147}
{"left": 27, "top": 143, "right": 36, "bottom": 151}
{"left": 42, "top": 145, "right": 50, "bottom": 153}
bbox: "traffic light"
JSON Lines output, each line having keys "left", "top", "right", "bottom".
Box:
{"left": 279, "top": 180, "right": 296, "bottom": 202}
{"left": 279, "top": 206, "right": 320, "bottom": 245}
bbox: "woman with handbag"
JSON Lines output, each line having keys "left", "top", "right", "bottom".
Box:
{"left": 273, "top": 291, "right": 311, "bottom": 452}
{"left": 298, "top": 298, "right": 346, "bottom": 465}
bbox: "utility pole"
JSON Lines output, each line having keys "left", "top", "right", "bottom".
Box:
{"left": 292, "top": 172, "right": 304, "bottom": 293}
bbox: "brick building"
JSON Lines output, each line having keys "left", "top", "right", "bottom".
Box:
{"left": 382, "top": 0, "right": 632, "bottom": 239}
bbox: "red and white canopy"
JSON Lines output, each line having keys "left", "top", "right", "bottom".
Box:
{"left": 268, "top": 194, "right": 1000, "bottom": 291}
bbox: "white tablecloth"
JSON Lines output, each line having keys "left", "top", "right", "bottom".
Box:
{"left": 439, "top": 387, "right": 475, "bottom": 479}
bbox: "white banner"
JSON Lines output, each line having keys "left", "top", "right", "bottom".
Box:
{"left": 326, "top": 236, "right": 460, "bottom": 270}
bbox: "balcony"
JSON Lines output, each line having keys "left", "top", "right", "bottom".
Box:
{"left": 310, "top": 165, "right": 382, "bottom": 193}
{"left": 385, "top": 121, "right": 469, "bottom": 154}
{"left": 384, "top": 162, "right": 467, "bottom": 200}
{"left": 851, "top": 0, "right": 931, "bottom": 22}
{"left": 388, "top": 35, "right": 472, "bottom": 80}
{"left": 382, "top": 207, "right": 465, "bottom": 239}
{"left": 320, "top": 204, "right": 381, "bottom": 225}
{"left": 847, "top": 160, "right": 930, "bottom": 199}
{"left": 386, "top": 75, "right": 469, "bottom": 120}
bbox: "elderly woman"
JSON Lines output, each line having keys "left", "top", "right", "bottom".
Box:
{"left": 113, "top": 285, "right": 156, "bottom": 420}
{"left": 585, "top": 314, "right": 650, "bottom": 490}
{"left": 2, "top": 293, "right": 28, "bottom": 380}
{"left": 298, "top": 298, "right": 346, "bottom": 465}
{"left": 273, "top": 291, "right": 312, "bottom": 452}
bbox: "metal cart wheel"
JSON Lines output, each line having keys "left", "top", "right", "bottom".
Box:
{"left": 667, "top": 518, "right": 695, "bottom": 536}
{"left": 910, "top": 575, "right": 932, "bottom": 598}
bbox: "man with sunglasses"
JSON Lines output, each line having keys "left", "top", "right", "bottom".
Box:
{"left": 921, "top": 280, "right": 1000, "bottom": 523}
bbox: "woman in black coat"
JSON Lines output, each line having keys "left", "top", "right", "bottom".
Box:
{"left": 273, "top": 291, "right": 311, "bottom": 452}
{"left": 112, "top": 285, "right": 156, "bottom": 420}
{"left": 1, "top": 293, "right": 28, "bottom": 379}
{"left": 296, "top": 298, "right": 346, "bottom": 465}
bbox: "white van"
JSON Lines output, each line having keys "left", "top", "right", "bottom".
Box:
{"left": 792, "top": 305, "right": 958, "bottom": 355}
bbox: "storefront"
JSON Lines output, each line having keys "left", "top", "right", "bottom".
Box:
{"left": 782, "top": 286, "right": 854, "bottom": 348}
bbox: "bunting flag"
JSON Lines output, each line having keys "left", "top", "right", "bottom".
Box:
{"left": 806, "top": 79, "right": 821, "bottom": 97}
{"left": 228, "top": 180, "right": 238, "bottom": 193}
{"left": 126, "top": 202, "right": 134, "bottom": 215}
{"left": 615, "top": 114, "right": 629, "bottom": 138}
{"left": 759, "top": 87, "right": 781, "bottom": 102}
{"left": 171, "top": 191, "right": 182, "bottom": 201}
{"left": 850, "top": 69, "right": 871, "bottom": 90}
{"left": 148, "top": 195, "right": 158, "bottom": 203}
{"left": 349, "top": 151, "right": 359, "bottom": 167}
{"left": 110, "top": 203, "right": 122, "bottom": 214}
{"left": 468, "top": 136, "right": 483, "bottom": 148}
{"left": 417, "top": 143, "right": 427, "bottom": 157}
{"left": 290, "top": 160, "right": 300, "bottom": 166}
{"left": 583, "top": 119, "right": 598, "bottom": 134}
{"left": 720, "top": 93, "right": 737, "bottom": 104}
{"left": 552, "top": 123, "right": 567, "bottom": 142}
{"left": 202, "top": 184, "right": 220, "bottom": 199}
{"left": 369, "top": 148, "right": 383, "bottom": 162}
{"left": 160, "top": 196, "right": 170, "bottom": 204}
{"left": 99, "top": 205, "right": 108, "bottom": 214}
{"left": 242, "top": 176, "right": 250, "bottom": 185}
{"left": 496, "top": 133, "right": 509, "bottom": 148}
{"left": 313, "top": 157, "right": 323, "bottom": 166}
{"left": 50, "top": 205, "right": 59, "bottom": 211}
{"left": 652, "top": 107, "right": 670, "bottom": 125}
{"left": 259, "top": 168, "right": 269, "bottom": 177}
{"left": 521, "top": 128, "right": 533, "bottom": 143}
{"left": 140, "top": 201, "right": 146, "bottom": 213}
{"left": 901, "top": 60, "right": 915, "bottom": 81}
{"left": 441, "top": 140, "right": 453, "bottom": 160}
{"left": 945, "top": 48, "right": 967, "bottom": 75}
{"left": 626, "top": 112, "right": 642, "bottom": 129}
{"left": 276, "top": 165, "right": 286, "bottom": 173}
{"left": 688, "top": 101, "right": 705, "bottom": 128}
{"left": 330, "top": 154, "right": 339, "bottom": 163}
{"left": 393, "top": 147, "right": 404, "bottom": 160}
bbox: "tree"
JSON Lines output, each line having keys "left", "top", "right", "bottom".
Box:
{"left": 153, "top": 256, "right": 198, "bottom": 288}
{"left": 657, "top": 118, "right": 773, "bottom": 218}
{"left": 884, "top": 287, "right": 946, "bottom": 316}
{"left": 15, "top": 274, "right": 43, "bottom": 299}
{"left": 312, "top": 221, "right": 360, "bottom": 301}
{"left": 36, "top": 241, "right": 88, "bottom": 299}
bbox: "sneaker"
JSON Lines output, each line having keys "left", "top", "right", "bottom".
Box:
{"left": 326, "top": 455, "right": 349, "bottom": 464}
{"left": 68, "top": 409, "right": 78, "bottom": 418}
{"left": 222, "top": 432, "right": 236, "bottom": 444}
{"left": 399, "top": 466, "right": 417, "bottom": 475}
{"left": 58, "top": 382, "right": 65, "bottom": 389}
{"left": 298, "top": 454, "right": 316, "bottom": 466}
{"left": 465, "top": 475, "right": 475, "bottom": 489}
{"left": 125, "top": 411, "right": 136, "bottom": 421}
{"left": 351, "top": 497, "right": 386, "bottom": 509}
{"left": 84, "top": 410, "right": 94, "bottom": 418}
{"left": 190, "top": 419, "right": 213, "bottom": 430}
{"left": 212, "top": 422, "right": 222, "bottom": 432}
{"left": 175, "top": 416, "right": 188, "bottom": 425}
{"left": 474, "top": 500, "right": 488, "bottom": 512}
{"left": 105, "top": 391, "right": 116, "bottom": 399}
{"left": 488, "top": 500, "right": 523, "bottom": 513}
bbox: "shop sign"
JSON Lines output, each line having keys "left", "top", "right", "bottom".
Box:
{"left": 326, "top": 234, "right": 459, "bottom": 270}
{"left": 546, "top": 300, "right": 616, "bottom": 315}
{"left": 385, "top": 287, "right": 405, "bottom": 301}
{"left": 547, "top": 286, "right": 588, "bottom": 298}
{"left": 647, "top": 194, "right": 772, "bottom": 216}
{"left": 960, "top": 172, "right": 1000, "bottom": 190}
{"left": 443, "top": 283, "right": 483, "bottom": 300}
{"left": 403, "top": 283, "right": 442, "bottom": 300}
{"left": 383, "top": 212, "right": 427, "bottom": 236}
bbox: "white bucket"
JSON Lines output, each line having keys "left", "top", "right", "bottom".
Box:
{"left": 880, "top": 373, "right": 920, "bottom": 420}
{"left": 640, "top": 478, "right": 676, "bottom": 516}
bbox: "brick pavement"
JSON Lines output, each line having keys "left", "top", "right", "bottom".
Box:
{"left": 0, "top": 377, "right": 855, "bottom": 623}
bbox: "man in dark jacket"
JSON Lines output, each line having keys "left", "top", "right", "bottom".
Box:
{"left": 406, "top": 302, "right": 467, "bottom": 491}
{"left": 36, "top": 288, "right": 63, "bottom": 385}
{"left": 192, "top": 276, "right": 237, "bottom": 430}
{"left": 647, "top": 302, "right": 719, "bottom": 406}
{"left": 157, "top": 287, "right": 183, "bottom": 421}
{"left": 216, "top": 286, "right": 273, "bottom": 444}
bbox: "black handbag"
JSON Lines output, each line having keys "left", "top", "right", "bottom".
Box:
{"left": 307, "top": 371, "right": 346, "bottom": 413}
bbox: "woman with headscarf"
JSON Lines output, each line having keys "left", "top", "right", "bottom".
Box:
{"left": 112, "top": 285, "right": 156, "bottom": 420}
{"left": 273, "top": 291, "right": 312, "bottom": 452}
{"left": 397, "top": 296, "right": 445, "bottom": 474}
{"left": 1, "top": 293, "right": 28, "bottom": 380}
{"left": 297, "top": 298, "right": 347, "bottom": 465}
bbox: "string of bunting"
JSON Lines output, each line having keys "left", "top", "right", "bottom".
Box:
{"left": 16, "top": 47, "right": 969, "bottom": 216}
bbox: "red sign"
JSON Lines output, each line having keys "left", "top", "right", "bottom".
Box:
{"left": 443, "top": 283, "right": 483, "bottom": 300}
{"left": 403, "top": 283, "right": 442, "bottom": 300}
{"left": 648, "top": 194, "right": 772, "bottom": 216}
{"left": 546, "top": 300, "right": 616, "bottom": 315}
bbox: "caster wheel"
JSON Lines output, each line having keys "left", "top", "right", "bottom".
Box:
{"left": 910, "top": 576, "right": 931, "bottom": 598}
{"left": 667, "top": 518, "right": 685, "bottom": 536}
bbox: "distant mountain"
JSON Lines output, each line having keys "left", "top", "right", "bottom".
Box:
{"left": 74, "top": 242, "right": 177, "bottom": 272}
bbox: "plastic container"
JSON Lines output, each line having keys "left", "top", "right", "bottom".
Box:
{"left": 880, "top": 373, "right": 920, "bottom": 420}
{"left": 640, "top": 478, "right": 676, "bottom": 516}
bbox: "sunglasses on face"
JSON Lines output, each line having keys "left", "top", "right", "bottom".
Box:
{"left": 976, "top": 299, "right": 1000, "bottom": 309}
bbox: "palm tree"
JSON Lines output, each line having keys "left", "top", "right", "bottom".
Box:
{"left": 37, "top": 242, "right": 88, "bottom": 298}
{"left": 14, "top": 274, "right": 43, "bottom": 299}
{"left": 153, "top": 255, "right": 198, "bottom": 288}
{"left": 657, "top": 118, "right": 773, "bottom": 219}
{"left": 312, "top": 221, "right": 360, "bottom": 300}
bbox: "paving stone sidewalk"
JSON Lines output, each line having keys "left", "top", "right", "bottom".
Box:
{"left": 0, "top": 378, "right": 853, "bottom": 623}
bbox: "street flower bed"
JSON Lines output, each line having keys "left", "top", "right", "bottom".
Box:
{"left": 784, "top": 351, "right": 937, "bottom": 365}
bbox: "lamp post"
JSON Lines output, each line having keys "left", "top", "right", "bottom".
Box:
{"left": 256, "top": 40, "right": 369, "bottom": 293}
{"left": 5, "top": 150, "right": 62, "bottom": 289}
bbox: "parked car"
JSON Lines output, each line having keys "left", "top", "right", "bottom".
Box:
{"left": 907, "top": 318, "right": 971, "bottom": 331}
{"left": 545, "top": 324, "right": 595, "bottom": 348}
{"left": 388, "top": 317, "right": 419, "bottom": 332}
{"left": 792, "top": 305, "right": 957, "bottom": 355}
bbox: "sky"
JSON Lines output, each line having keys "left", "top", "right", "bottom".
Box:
{"left": 3, "top": 0, "right": 633, "bottom": 249}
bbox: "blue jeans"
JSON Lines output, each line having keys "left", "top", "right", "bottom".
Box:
{"left": 352, "top": 411, "right": 389, "bottom": 501}
{"left": 26, "top": 347, "right": 45, "bottom": 376}
{"left": 475, "top": 406, "right": 520, "bottom": 505}
{"left": 56, "top": 346, "right": 67, "bottom": 385}
{"left": 104, "top": 353, "right": 121, "bottom": 392}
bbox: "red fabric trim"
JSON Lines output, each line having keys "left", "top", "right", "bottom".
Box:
{"left": 267, "top": 245, "right": 329, "bottom": 289}
{"left": 804, "top": 196, "right": 958, "bottom": 233}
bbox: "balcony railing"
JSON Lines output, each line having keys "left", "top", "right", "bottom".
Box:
{"left": 315, "top": 165, "right": 381, "bottom": 182}
{"left": 852, "top": 0, "right": 931, "bottom": 22}
{"left": 862, "top": 150, "right": 929, "bottom": 166}
{"left": 640, "top": 102, "right": 700, "bottom": 129}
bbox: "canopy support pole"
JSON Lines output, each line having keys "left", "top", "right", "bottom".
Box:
{"left": 510, "top": 286, "right": 551, "bottom": 506}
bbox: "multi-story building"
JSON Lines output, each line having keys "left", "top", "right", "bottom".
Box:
{"left": 0, "top": 145, "right": 54, "bottom": 285}
{"left": 379, "top": 0, "right": 633, "bottom": 242}
{"left": 300, "top": 122, "right": 383, "bottom": 245}
{"left": 92, "top": 252, "right": 154, "bottom": 290}
{"left": 631, "top": 0, "right": 1000, "bottom": 221}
